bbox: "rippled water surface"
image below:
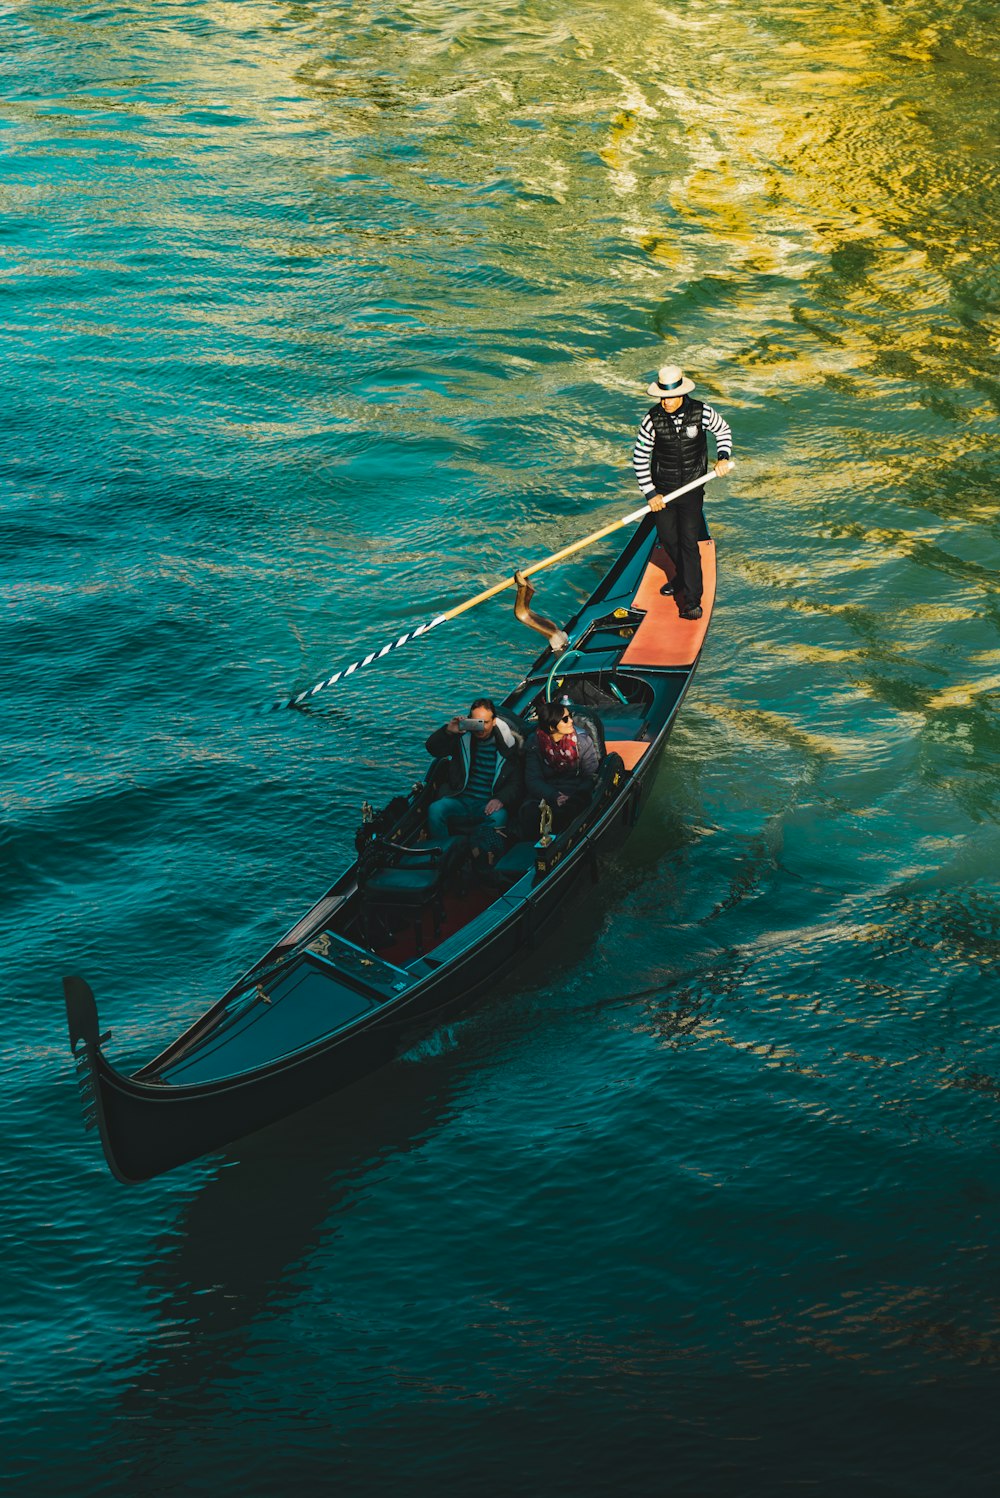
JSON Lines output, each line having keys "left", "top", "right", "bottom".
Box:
{"left": 2, "top": 2, "right": 998, "bottom": 1493}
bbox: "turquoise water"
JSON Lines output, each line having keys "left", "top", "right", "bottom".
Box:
{"left": 2, "top": 2, "right": 997, "bottom": 1492}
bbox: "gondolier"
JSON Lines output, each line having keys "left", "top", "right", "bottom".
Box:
{"left": 632, "top": 364, "right": 733, "bottom": 620}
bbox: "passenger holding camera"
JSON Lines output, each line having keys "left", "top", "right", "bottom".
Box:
{"left": 425, "top": 698, "right": 525, "bottom": 856}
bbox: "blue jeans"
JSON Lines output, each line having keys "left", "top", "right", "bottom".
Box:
{"left": 427, "top": 795, "right": 506, "bottom": 851}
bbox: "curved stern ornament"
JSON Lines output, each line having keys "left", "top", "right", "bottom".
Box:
{"left": 513, "top": 571, "right": 569, "bottom": 653}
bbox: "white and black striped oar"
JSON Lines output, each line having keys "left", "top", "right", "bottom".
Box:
{"left": 266, "top": 467, "right": 729, "bottom": 711}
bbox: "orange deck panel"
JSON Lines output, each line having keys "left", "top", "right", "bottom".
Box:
{"left": 619, "top": 540, "right": 716, "bottom": 668}
{"left": 605, "top": 740, "right": 651, "bottom": 771}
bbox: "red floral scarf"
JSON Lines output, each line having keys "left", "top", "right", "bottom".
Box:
{"left": 537, "top": 727, "right": 579, "bottom": 772}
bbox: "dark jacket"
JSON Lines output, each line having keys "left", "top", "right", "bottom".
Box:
{"left": 425, "top": 715, "right": 525, "bottom": 813}
{"left": 648, "top": 397, "right": 708, "bottom": 500}
{"left": 525, "top": 728, "right": 600, "bottom": 804}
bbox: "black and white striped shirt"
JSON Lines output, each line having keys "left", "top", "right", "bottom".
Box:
{"left": 632, "top": 403, "right": 733, "bottom": 499}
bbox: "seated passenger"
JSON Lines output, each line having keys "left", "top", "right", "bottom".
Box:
{"left": 425, "top": 698, "right": 525, "bottom": 859}
{"left": 525, "top": 700, "right": 600, "bottom": 832}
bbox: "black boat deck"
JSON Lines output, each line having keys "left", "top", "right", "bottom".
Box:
{"left": 158, "top": 935, "right": 410, "bottom": 1085}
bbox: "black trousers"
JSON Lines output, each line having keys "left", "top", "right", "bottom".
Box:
{"left": 653, "top": 493, "right": 704, "bottom": 607}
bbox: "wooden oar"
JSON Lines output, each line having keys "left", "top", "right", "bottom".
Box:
{"left": 268, "top": 467, "right": 731, "bottom": 710}
{"left": 437, "top": 468, "right": 725, "bottom": 624}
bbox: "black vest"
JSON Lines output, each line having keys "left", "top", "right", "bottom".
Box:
{"left": 648, "top": 398, "right": 707, "bottom": 496}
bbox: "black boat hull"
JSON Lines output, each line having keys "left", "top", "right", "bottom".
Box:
{"left": 66, "top": 729, "right": 669, "bottom": 1182}
{"left": 64, "top": 512, "right": 710, "bottom": 1182}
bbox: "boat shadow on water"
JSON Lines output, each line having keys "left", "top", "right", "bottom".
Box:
{"left": 108, "top": 831, "right": 712, "bottom": 1404}
{"left": 112, "top": 1048, "right": 469, "bottom": 1418}
{"left": 100, "top": 842, "right": 738, "bottom": 1495}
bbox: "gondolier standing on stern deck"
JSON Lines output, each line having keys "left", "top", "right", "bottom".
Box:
{"left": 632, "top": 364, "right": 734, "bottom": 620}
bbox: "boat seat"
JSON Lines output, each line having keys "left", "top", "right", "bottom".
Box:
{"left": 562, "top": 705, "right": 605, "bottom": 761}
{"left": 359, "top": 834, "right": 468, "bottom": 954}
{"left": 493, "top": 840, "right": 537, "bottom": 888}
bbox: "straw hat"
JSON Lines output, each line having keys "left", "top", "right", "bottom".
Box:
{"left": 646, "top": 364, "right": 695, "bottom": 398}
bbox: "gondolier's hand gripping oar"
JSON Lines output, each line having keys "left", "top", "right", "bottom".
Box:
{"left": 266, "top": 465, "right": 733, "bottom": 711}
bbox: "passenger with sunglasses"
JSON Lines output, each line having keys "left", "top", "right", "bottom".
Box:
{"left": 524, "top": 699, "right": 600, "bottom": 832}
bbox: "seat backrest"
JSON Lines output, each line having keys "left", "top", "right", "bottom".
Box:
{"left": 568, "top": 705, "right": 606, "bottom": 761}
{"left": 358, "top": 835, "right": 455, "bottom": 891}
{"left": 497, "top": 707, "right": 530, "bottom": 740}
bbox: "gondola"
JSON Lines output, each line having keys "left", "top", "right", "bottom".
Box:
{"left": 64, "top": 513, "right": 717, "bottom": 1183}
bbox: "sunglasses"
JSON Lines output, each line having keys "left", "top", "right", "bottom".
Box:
{"left": 558, "top": 712, "right": 573, "bottom": 724}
